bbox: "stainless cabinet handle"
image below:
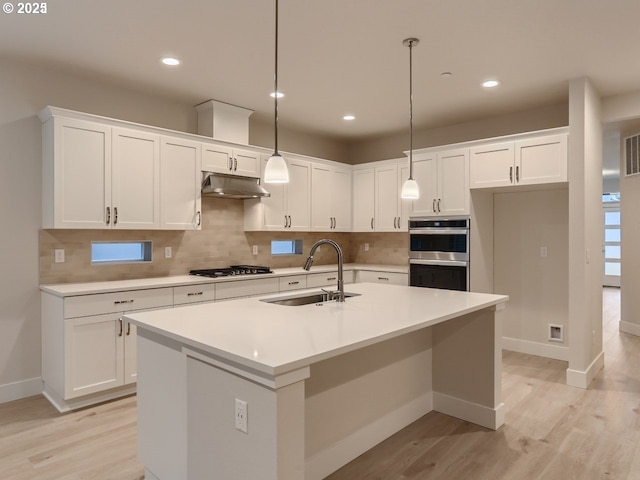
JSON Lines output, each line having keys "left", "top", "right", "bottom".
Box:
{"left": 126, "top": 322, "right": 131, "bottom": 336}
{"left": 327, "top": 277, "right": 336, "bottom": 281}
{"left": 229, "top": 157, "right": 233, "bottom": 171}
{"left": 284, "top": 215, "right": 288, "bottom": 227}
{"left": 516, "top": 165, "right": 520, "bottom": 182}
{"left": 288, "top": 281, "right": 300, "bottom": 285}
{"left": 393, "top": 217, "right": 397, "bottom": 229}
{"left": 114, "top": 299, "right": 134, "bottom": 305}
{"left": 509, "top": 166, "right": 513, "bottom": 183}
{"left": 196, "top": 211, "right": 202, "bottom": 227}
{"left": 437, "top": 199, "right": 441, "bottom": 213}
{"left": 114, "top": 207, "right": 118, "bottom": 225}
{"left": 288, "top": 215, "right": 292, "bottom": 228}
{"left": 378, "top": 277, "right": 389, "bottom": 281}
{"left": 118, "top": 318, "right": 123, "bottom": 337}
{"left": 187, "top": 291, "right": 204, "bottom": 296}
{"left": 234, "top": 158, "right": 238, "bottom": 171}
{"left": 106, "top": 206, "right": 111, "bottom": 225}
{"left": 371, "top": 218, "right": 374, "bottom": 230}
{"left": 432, "top": 199, "right": 436, "bottom": 212}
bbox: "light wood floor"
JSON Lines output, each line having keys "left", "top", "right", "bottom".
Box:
{"left": 1, "top": 288, "right": 636, "bottom": 479}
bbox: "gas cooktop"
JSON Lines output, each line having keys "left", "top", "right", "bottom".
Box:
{"left": 189, "top": 265, "right": 273, "bottom": 278}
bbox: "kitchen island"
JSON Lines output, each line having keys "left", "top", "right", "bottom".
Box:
{"left": 125, "top": 282, "right": 508, "bottom": 480}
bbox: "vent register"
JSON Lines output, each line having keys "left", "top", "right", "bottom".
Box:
{"left": 625, "top": 134, "right": 640, "bottom": 176}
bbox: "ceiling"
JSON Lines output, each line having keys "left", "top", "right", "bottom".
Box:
{"left": 1, "top": 0, "right": 640, "bottom": 145}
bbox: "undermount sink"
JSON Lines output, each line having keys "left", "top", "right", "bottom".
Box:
{"left": 260, "top": 291, "right": 361, "bottom": 306}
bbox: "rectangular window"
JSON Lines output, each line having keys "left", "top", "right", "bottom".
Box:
{"left": 271, "top": 240, "right": 303, "bottom": 256}
{"left": 91, "top": 241, "right": 152, "bottom": 264}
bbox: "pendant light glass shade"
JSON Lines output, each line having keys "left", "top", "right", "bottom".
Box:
{"left": 401, "top": 38, "right": 419, "bottom": 200}
{"left": 264, "top": 153, "right": 289, "bottom": 183}
{"left": 265, "top": 0, "right": 289, "bottom": 184}
{"left": 401, "top": 178, "right": 419, "bottom": 199}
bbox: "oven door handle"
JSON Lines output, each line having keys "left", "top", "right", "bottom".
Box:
{"left": 410, "top": 259, "right": 469, "bottom": 267}
{"left": 409, "top": 228, "right": 468, "bottom": 235}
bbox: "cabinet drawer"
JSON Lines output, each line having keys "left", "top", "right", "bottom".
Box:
{"left": 356, "top": 271, "right": 408, "bottom": 286}
{"left": 174, "top": 283, "right": 216, "bottom": 306}
{"left": 306, "top": 270, "right": 354, "bottom": 288}
{"left": 216, "top": 277, "right": 279, "bottom": 300}
{"left": 279, "top": 275, "right": 307, "bottom": 292}
{"left": 64, "top": 287, "right": 174, "bottom": 319}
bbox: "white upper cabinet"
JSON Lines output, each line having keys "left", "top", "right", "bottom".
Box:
{"left": 202, "top": 143, "right": 260, "bottom": 178}
{"left": 41, "top": 108, "right": 203, "bottom": 230}
{"left": 470, "top": 133, "right": 567, "bottom": 189}
{"left": 352, "top": 168, "right": 375, "bottom": 232}
{"left": 245, "top": 155, "right": 311, "bottom": 231}
{"left": 112, "top": 128, "right": 160, "bottom": 229}
{"left": 311, "top": 163, "right": 352, "bottom": 231}
{"left": 410, "top": 149, "right": 469, "bottom": 217}
{"left": 375, "top": 162, "right": 410, "bottom": 231}
{"left": 352, "top": 161, "right": 409, "bottom": 232}
{"left": 42, "top": 116, "right": 112, "bottom": 229}
{"left": 160, "top": 137, "right": 202, "bottom": 230}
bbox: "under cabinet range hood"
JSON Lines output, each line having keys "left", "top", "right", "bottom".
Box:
{"left": 201, "top": 172, "right": 271, "bottom": 199}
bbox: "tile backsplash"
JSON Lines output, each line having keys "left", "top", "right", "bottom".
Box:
{"left": 39, "top": 197, "right": 408, "bottom": 285}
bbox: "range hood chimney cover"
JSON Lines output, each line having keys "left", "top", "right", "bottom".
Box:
{"left": 201, "top": 172, "right": 271, "bottom": 199}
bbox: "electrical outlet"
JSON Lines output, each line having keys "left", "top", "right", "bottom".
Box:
{"left": 165, "top": 247, "right": 172, "bottom": 259}
{"left": 540, "top": 246, "right": 547, "bottom": 257}
{"left": 235, "top": 399, "right": 248, "bottom": 434}
{"left": 364, "top": 243, "right": 370, "bottom": 252}
{"left": 54, "top": 249, "right": 65, "bottom": 263}
{"left": 252, "top": 245, "right": 258, "bottom": 255}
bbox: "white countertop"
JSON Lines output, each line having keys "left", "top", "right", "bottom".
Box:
{"left": 126, "top": 283, "right": 507, "bottom": 377}
{"left": 39, "top": 264, "right": 408, "bottom": 297}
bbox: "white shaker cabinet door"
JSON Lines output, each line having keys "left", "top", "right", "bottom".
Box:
{"left": 437, "top": 149, "right": 469, "bottom": 216}
{"left": 160, "top": 137, "right": 202, "bottom": 230}
{"left": 352, "top": 168, "right": 375, "bottom": 232}
{"left": 332, "top": 166, "right": 352, "bottom": 231}
{"left": 64, "top": 313, "right": 124, "bottom": 399}
{"left": 469, "top": 142, "right": 514, "bottom": 189}
{"left": 311, "top": 164, "right": 333, "bottom": 231}
{"left": 111, "top": 128, "right": 160, "bottom": 229}
{"left": 515, "top": 134, "right": 567, "bottom": 186}
{"left": 374, "top": 164, "right": 399, "bottom": 232}
{"left": 285, "top": 159, "right": 311, "bottom": 231}
{"left": 410, "top": 153, "right": 438, "bottom": 216}
{"left": 47, "top": 117, "right": 112, "bottom": 229}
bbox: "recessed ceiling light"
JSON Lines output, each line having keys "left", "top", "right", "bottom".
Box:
{"left": 482, "top": 79, "right": 500, "bottom": 88}
{"left": 270, "top": 91, "right": 285, "bottom": 98}
{"left": 343, "top": 115, "right": 355, "bottom": 121}
{"left": 161, "top": 57, "right": 181, "bottom": 66}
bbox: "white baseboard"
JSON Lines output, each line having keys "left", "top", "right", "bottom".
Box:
{"left": 43, "top": 383, "right": 137, "bottom": 413}
{"left": 502, "top": 336, "right": 569, "bottom": 361}
{"left": 304, "top": 393, "right": 432, "bottom": 480}
{"left": 0, "top": 377, "right": 42, "bottom": 404}
{"left": 433, "top": 392, "right": 504, "bottom": 430}
{"left": 619, "top": 321, "right": 640, "bottom": 337}
{"left": 566, "top": 351, "right": 605, "bottom": 389}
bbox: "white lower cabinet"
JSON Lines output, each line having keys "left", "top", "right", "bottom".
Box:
{"left": 41, "top": 287, "right": 173, "bottom": 412}
{"left": 307, "top": 270, "right": 354, "bottom": 288}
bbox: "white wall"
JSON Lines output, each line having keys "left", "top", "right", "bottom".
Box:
{"left": 494, "top": 189, "right": 569, "bottom": 360}
{"left": 566, "top": 78, "right": 604, "bottom": 388}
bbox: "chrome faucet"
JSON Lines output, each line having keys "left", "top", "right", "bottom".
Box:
{"left": 304, "top": 239, "right": 345, "bottom": 302}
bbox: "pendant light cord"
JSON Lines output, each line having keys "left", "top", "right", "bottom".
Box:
{"left": 273, "top": 0, "right": 279, "bottom": 156}
{"left": 409, "top": 39, "right": 414, "bottom": 180}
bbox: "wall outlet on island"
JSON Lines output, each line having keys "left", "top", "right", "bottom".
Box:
{"left": 165, "top": 247, "right": 172, "bottom": 259}
{"left": 364, "top": 243, "right": 369, "bottom": 252}
{"left": 252, "top": 245, "right": 258, "bottom": 255}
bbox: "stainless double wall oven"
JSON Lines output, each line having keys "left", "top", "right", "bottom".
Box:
{"left": 409, "top": 217, "right": 470, "bottom": 291}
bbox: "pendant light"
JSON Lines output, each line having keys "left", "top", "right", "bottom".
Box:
{"left": 400, "top": 38, "right": 420, "bottom": 199}
{"left": 264, "top": 0, "right": 289, "bottom": 183}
